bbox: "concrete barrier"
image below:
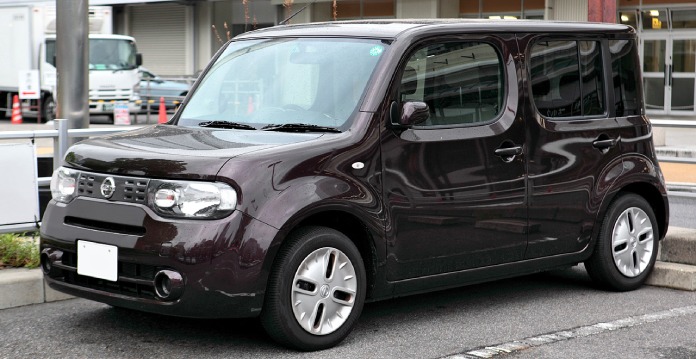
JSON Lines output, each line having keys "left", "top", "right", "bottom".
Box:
{"left": 0, "top": 268, "right": 72, "bottom": 310}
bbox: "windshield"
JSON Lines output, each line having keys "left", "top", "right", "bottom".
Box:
{"left": 89, "top": 39, "right": 138, "bottom": 71}
{"left": 178, "top": 38, "right": 387, "bottom": 130}
{"left": 46, "top": 39, "right": 138, "bottom": 71}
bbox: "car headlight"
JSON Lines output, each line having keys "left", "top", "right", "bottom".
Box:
{"left": 149, "top": 180, "right": 237, "bottom": 219}
{"left": 50, "top": 167, "right": 78, "bottom": 203}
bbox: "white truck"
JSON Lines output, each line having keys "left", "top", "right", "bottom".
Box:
{"left": 0, "top": 4, "right": 142, "bottom": 122}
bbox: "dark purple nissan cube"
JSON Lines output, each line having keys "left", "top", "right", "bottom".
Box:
{"left": 41, "top": 20, "right": 669, "bottom": 350}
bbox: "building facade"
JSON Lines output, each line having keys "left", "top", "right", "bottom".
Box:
{"left": 8, "top": 0, "right": 696, "bottom": 136}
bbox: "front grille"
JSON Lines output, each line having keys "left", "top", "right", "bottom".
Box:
{"left": 76, "top": 172, "right": 150, "bottom": 204}
{"left": 55, "top": 251, "right": 159, "bottom": 300}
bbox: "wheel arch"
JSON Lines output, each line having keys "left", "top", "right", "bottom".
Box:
{"left": 263, "top": 208, "right": 382, "bottom": 301}
{"left": 612, "top": 182, "right": 668, "bottom": 241}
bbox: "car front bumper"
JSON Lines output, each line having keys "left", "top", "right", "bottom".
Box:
{"left": 40, "top": 196, "right": 279, "bottom": 318}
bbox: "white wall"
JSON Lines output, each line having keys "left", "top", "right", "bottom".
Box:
{"left": 398, "top": 0, "right": 438, "bottom": 19}
{"left": 438, "top": 0, "right": 460, "bottom": 18}
{"left": 547, "top": 0, "right": 588, "bottom": 21}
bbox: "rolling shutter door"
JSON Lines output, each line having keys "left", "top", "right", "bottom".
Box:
{"left": 130, "top": 4, "right": 187, "bottom": 76}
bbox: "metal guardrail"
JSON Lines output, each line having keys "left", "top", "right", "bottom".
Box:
{"left": 650, "top": 119, "right": 696, "bottom": 128}
{"left": 0, "top": 119, "right": 138, "bottom": 233}
{"left": 0, "top": 119, "right": 139, "bottom": 186}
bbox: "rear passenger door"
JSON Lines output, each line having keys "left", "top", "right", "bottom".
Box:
{"left": 382, "top": 36, "right": 528, "bottom": 281}
{"left": 520, "top": 35, "right": 623, "bottom": 259}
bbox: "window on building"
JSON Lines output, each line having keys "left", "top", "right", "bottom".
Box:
{"left": 313, "top": 0, "right": 394, "bottom": 21}
{"left": 460, "top": 0, "right": 545, "bottom": 19}
{"left": 610, "top": 40, "right": 641, "bottom": 116}
{"left": 672, "top": 9, "right": 696, "bottom": 29}
{"left": 618, "top": 10, "right": 638, "bottom": 29}
{"left": 641, "top": 9, "right": 668, "bottom": 30}
{"left": 399, "top": 42, "right": 504, "bottom": 127}
{"left": 530, "top": 40, "right": 605, "bottom": 118}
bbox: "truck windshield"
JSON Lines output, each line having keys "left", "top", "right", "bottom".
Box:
{"left": 88, "top": 39, "right": 138, "bottom": 71}
{"left": 45, "top": 39, "right": 138, "bottom": 71}
{"left": 178, "top": 38, "right": 387, "bottom": 130}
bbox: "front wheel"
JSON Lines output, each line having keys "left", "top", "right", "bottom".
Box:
{"left": 260, "top": 226, "right": 366, "bottom": 351}
{"left": 585, "top": 193, "right": 659, "bottom": 291}
{"left": 42, "top": 96, "right": 56, "bottom": 123}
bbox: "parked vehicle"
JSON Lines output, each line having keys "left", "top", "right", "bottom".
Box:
{"left": 41, "top": 20, "right": 669, "bottom": 351}
{"left": 0, "top": 4, "right": 141, "bottom": 122}
{"left": 138, "top": 67, "right": 190, "bottom": 110}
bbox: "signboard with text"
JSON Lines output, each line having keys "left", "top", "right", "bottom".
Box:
{"left": 113, "top": 102, "right": 131, "bottom": 125}
{"left": 18, "top": 70, "right": 40, "bottom": 100}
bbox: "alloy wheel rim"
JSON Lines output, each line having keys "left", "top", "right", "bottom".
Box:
{"left": 291, "top": 247, "right": 357, "bottom": 335}
{"left": 611, "top": 207, "right": 654, "bottom": 278}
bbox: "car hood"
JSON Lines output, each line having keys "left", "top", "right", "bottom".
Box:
{"left": 64, "top": 125, "right": 325, "bottom": 180}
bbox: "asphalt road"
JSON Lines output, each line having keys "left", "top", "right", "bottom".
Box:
{"left": 2, "top": 266, "right": 696, "bottom": 358}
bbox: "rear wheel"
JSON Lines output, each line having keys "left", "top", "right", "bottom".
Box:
{"left": 260, "top": 226, "right": 366, "bottom": 351}
{"left": 585, "top": 193, "right": 658, "bottom": 291}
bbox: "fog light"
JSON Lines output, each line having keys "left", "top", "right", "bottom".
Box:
{"left": 154, "top": 270, "right": 183, "bottom": 300}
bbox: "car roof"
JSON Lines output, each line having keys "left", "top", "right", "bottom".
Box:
{"left": 235, "top": 19, "right": 634, "bottom": 41}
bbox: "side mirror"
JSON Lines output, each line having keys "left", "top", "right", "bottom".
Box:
{"left": 393, "top": 101, "right": 429, "bottom": 126}
{"left": 136, "top": 53, "right": 143, "bottom": 67}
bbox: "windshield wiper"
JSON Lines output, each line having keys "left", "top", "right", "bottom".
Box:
{"left": 261, "top": 123, "right": 341, "bottom": 133}
{"left": 198, "top": 121, "right": 256, "bottom": 130}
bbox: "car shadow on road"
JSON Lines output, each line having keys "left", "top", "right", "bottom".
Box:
{"left": 64, "top": 265, "right": 600, "bottom": 356}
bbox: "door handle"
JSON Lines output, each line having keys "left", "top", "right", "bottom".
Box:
{"left": 494, "top": 147, "right": 523, "bottom": 156}
{"left": 494, "top": 145, "right": 522, "bottom": 162}
{"left": 592, "top": 138, "right": 618, "bottom": 150}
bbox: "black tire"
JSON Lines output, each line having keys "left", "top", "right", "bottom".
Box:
{"left": 42, "top": 96, "right": 56, "bottom": 123}
{"left": 260, "top": 226, "right": 366, "bottom": 351}
{"left": 585, "top": 193, "right": 659, "bottom": 291}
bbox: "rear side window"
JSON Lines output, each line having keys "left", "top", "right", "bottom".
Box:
{"left": 610, "top": 39, "right": 642, "bottom": 116}
{"left": 530, "top": 40, "right": 605, "bottom": 118}
{"left": 399, "top": 42, "right": 504, "bottom": 126}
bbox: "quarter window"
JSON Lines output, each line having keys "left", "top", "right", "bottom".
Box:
{"left": 530, "top": 40, "right": 605, "bottom": 118}
{"left": 610, "top": 39, "right": 642, "bottom": 116}
{"left": 399, "top": 42, "right": 504, "bottom": 126}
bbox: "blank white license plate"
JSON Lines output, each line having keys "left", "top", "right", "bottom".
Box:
{"left": 77, "top": 240, "right": 118, "bottom": 282}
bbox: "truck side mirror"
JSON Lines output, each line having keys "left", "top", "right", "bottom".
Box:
{"left": 392, "top": 101, "right": 429, "bottom": 126}
{"left": 136, "top": 53, "right": 143, "bottom": 67}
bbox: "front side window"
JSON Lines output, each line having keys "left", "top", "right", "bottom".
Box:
{"left": 530, "top": 40, "right": 605, "bottom": 118}
{"left": 398, "top": 41, "right": 504, "bottom": 127}
{"left": 179, "top": 38, "right": 386, "bottom": 130}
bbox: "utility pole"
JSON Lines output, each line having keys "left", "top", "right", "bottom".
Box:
{"left": 55, "top": 0, "right": 89, "bottom": 138}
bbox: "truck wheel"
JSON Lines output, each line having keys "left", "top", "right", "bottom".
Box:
{"left": 42, "top": 96, "right": 56, "bottom": 123}
{"left": 261, "top": 226, "right": 366, "bottom": 351}
{"left": 585, "top": 193, "right": 658, "bottom": 291}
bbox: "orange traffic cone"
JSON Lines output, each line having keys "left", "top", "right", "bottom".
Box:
{"left": 11, "top": 95, "right": 22, "bottom": 124}
{"left": 158, "top": 96, "right": 167, "bottom": 124}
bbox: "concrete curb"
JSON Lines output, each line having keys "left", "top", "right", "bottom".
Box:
{"left": 0, "top": 268, "right": 73, "bottom": 310}
{"left": 0, "top": 228, "right": 694, "bottom": 310}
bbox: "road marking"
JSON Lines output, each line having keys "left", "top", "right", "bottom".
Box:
{"left": 443, "top": 305, "right": 696, "bottom": 359}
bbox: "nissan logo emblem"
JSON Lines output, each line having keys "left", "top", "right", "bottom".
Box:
{"left": 100, "top": 177, "right": 116, "bottom": 199}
